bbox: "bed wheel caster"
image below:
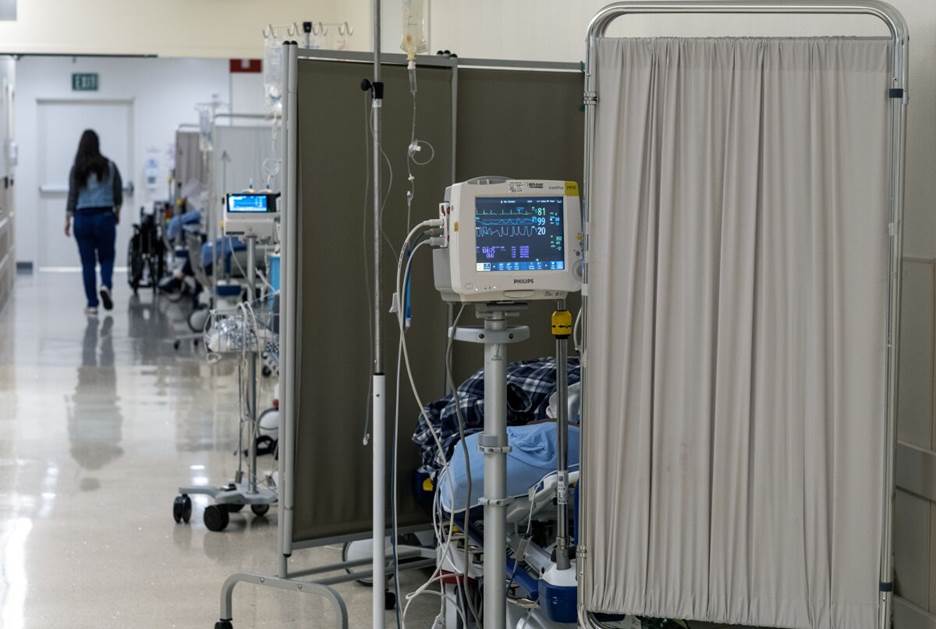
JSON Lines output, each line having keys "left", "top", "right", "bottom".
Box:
{"left": 251, "top": 503, "right": 270, "bottom": 517}
{"left": 384, "top": 590, "right": 396, "bottom": 610}
{"left": 204, "top": 504, "right": 230, "bottom": 532}
{"left": 215, "top": 621, "right": 233, "bottom": 629}
{"left": 173, "top": 494, "right": 192, "bottom": 523}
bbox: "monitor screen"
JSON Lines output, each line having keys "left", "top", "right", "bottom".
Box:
{"left": 227, "top": 193, "right": 272, "bottom": 213}
{"left": 474, "top": 196, "right": 565, "bottom": 272}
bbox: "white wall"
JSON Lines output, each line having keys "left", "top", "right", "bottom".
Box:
{"left": 0, "top": 0, "right": 359, "bottom": 58}
{"left": 12, "top": 56, "right": 259, "bottom": 265}
{"left": 230, "top": 72, "right": 267, "bottom": 117}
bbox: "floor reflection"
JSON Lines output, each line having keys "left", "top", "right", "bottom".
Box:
{"left": 126, "top": 293, "right": 175, "bottom": 364}
{"left": 67, "top": 316, "right": 124, "bottom": 478}
{"left": 0, "top": 272, "right": 438, "bottom": 627}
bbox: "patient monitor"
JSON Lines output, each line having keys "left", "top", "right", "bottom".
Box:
{"left": 223, "top": 192, "right": 280, "bottom": 240}
{"left": 434, "top": 179, "right": 583, "bottom": 302}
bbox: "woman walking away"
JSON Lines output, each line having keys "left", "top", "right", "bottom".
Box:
{"left": 64, "top": 130, "right": 123, "bottom": 315}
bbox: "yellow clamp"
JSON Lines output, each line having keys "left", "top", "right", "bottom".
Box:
{"left": 551, "top": 309, "right": 573, "bottom": 339}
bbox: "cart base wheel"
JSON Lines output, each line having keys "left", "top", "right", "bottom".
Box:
{"left": 251, "top": 503, "right": 270, "bottom": 517}
{"left": 204, "top": 504, "right": 230, "bottom": 532}
{"left": 173, "top": 494, "right": 192, "bottom": 524}
{"left": 215, "top": 621, "right": 233, "bottom": 629}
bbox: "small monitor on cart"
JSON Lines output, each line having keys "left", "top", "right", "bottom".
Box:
{"left": 223, "top": 192, "right": 280, "bottom": 240}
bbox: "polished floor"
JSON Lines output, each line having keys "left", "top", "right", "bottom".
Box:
{"left": 0, "top": 272, "right": 435, "bottom": 629}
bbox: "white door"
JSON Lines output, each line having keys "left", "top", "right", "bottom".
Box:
{"left": 37, "top": 99, "right": 134, "bottom": 269}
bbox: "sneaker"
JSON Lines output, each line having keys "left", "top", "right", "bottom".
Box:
{"left": 85, "top": 307, "right": 99, "bottom": 316}
{"left": 99, "top": 286, "right": 113, "bottom": 311}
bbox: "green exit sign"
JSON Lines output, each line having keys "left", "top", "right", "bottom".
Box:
{"left": 71, "top": 73, "right": 98, "bottom": 92}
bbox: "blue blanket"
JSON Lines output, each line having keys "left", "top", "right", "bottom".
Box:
{"left": 437, "top": 422, "right": 580, "bottom": 513}
{"left": 165, "top": 210, "right": 202, "bottom": 240}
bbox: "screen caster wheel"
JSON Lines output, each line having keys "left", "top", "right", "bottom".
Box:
{"left": 384, "top": 590, "right": 397, "bottom": 610}
{"left": 342, "top": 541, "right": 396, "bottom": 586}
{"left": 204, "top": 504, "right": 230, "bottom": 532}
{"left": 251, "top": 503, "right": 270, "bottom": 517}
{"left": 173, "top": 494, "right": 192, "bottom": 523}
{"left": 188, "top": 307, "right": 210, "bottom": 333}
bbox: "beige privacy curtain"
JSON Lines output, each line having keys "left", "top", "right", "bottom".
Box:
{"left": 583, "top": 38, "right": 891, "bottom": 629}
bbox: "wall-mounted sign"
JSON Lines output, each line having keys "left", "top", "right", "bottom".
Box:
{"left": 229, "top": 59, "right": 262, "bottom": 73}
{"left": 71, "top": 73, "right": 98, "bottom": 92}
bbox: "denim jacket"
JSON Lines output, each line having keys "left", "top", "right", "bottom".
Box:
{"left": 66, "top": 160, "right": 123, "bottom": 215}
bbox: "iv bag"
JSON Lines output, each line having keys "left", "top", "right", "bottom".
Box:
{"left": 197, "top": 105, "right": 213, "bottom": 153}
{"left": 263, "top": 37, "right": 285, "bottom": 116}
{"left": 401, "top": 0, "right": 428, "bottom": 60}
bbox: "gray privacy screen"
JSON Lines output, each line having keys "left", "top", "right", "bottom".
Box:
{"left": 582, "top": 38, "right": 891, "bottom": 628}
{"left": 293, "top": 59, "right": 584, "bottom": 545}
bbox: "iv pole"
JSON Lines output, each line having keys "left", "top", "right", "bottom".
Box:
{"left": 370, "top": 0, "right": 387, "bottom": 627}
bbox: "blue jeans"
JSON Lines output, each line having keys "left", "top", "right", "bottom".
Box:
{"left": 73, "top": 209, "right": 116, "bottom": 308}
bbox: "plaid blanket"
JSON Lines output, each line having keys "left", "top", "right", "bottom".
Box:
{"left": 413, "top": 357, "right": 581, "bottom": 475}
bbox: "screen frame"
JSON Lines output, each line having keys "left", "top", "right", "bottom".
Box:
{"left": 448, "top": 180, "right": 582, "bottom": 301}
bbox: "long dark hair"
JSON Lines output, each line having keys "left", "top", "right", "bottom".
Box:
{"left": 73, "top": 129, "right": 109, "bottom": 187}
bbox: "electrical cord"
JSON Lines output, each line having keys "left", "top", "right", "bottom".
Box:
{"left": 442, "top": 304, "right": 483, "bottom": 626}
{"left": 390, "top": 227, "right": 472, "bottom": 627}
{"left": 392, "top": 237, "right": 483, "bottom": 625}
{"left": 390, "top": 235, "right": 429, "bottom": 628}
{"left": 403, "top": 459, "right": 461, "bottom": 625}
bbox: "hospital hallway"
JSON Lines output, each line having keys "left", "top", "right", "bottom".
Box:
{"left": 0, "top": 271, "right": 435, "bottom": 629}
